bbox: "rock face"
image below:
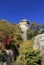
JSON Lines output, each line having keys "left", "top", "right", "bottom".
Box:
{"left": 34, "top": 33, "right": 44, "bottom": 51}
{"left": 19, "top": 19, "right": 30, "bottom": 41}
{"left": 34, "top": 33, "right": 44, "bottom": 65}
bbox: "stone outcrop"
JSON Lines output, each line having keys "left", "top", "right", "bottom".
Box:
{"left": 34, "top": 33, "right": 44, "bottom": 65}
{"left": 19, "top": 19, "right": 30, "bottom": 41}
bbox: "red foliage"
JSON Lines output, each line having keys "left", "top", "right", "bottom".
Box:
{"left": 2, "top": 34, "right": 13, "bottom": 45}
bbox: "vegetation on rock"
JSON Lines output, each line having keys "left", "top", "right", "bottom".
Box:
{"left": 0, "top": 20, "right": 43, "bottom": 65}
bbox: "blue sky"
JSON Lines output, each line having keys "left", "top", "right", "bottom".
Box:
{"left": 0, "top": 0, "right": 44, "bottom": 24}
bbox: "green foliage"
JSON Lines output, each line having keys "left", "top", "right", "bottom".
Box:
{"left": 25, "top": 50, "right": 40, "bottom": 65}
{"left": 0, "top": 50, "right": 4, "bottom": 61}
{"left": 0, "top": 20, "right": 22, "bottom": 60}
{"left": 27, "top": 22, "right": 40, "bottom": 39}
{"left": 0, "top": 20, "right": 22, "bottom": 44}
{"left": 30, "top": 22, "right": 40, "bottom": 31}
{"left": 24, "top": 40, "right": 40, "bottom": 65}
{"left": 27, "top": 30, "right": 33, "bottom": 39}
{"left": 13, "top": 25, "right": 22, "bottom": 44}
{"left": 13, "top": 39, "right": 40, "bottom": 65}
{"left": 0, "top": 20, "right": 41, "bottom": 65}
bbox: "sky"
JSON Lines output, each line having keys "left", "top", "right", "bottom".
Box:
{"left": 0, "top": 0, "right": 44, "bottom": 24}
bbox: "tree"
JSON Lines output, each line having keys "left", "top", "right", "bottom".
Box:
{"left": 30, "top": 22, "right": 40, "bottom": 31}
{"left": 0, "top": 20, "right": 22, "bottom": 61}
{"left": 0, "top": 20, "right": 22, "bottom": 45}
{"left": 27, "top": 22, "right": 40, "bottom": 39}
{"left": 23, "top": 40, "right": 41, "bottom": 65}
{"left": 25, "top": 49, "right": 40, "bottom": 65}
